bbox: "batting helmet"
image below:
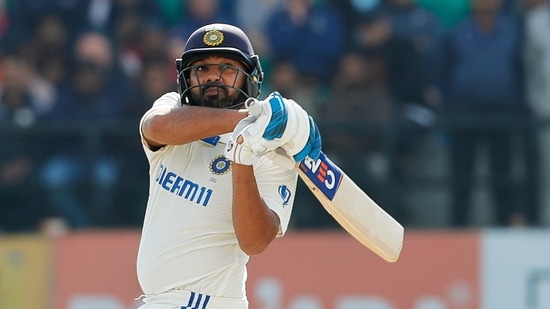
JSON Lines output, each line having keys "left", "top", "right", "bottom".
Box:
{"left": 176, "top": 23, "right": 264, "bottom": 108}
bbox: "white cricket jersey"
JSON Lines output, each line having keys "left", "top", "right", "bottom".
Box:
{"left": 136, "top": 92, "right": 297, "bottom": 300}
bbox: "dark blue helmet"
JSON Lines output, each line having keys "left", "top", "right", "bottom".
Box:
{"left": 176, "top": 24, "right": 264, "bottom": 108}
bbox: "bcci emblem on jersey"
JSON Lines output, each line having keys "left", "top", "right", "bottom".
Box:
{"left": 210, "top": 154, "right": 231, "bottom": 175}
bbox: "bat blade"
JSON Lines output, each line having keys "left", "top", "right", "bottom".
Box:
{"left": 297, "top": 152, "right": 404, "bottom": 262}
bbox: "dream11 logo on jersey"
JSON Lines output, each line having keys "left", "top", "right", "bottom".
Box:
{"left": 298, "top": 152, "right": 343, "bottom": 201}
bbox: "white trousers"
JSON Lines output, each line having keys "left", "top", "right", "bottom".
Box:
{"left": 136, "top": 288, "right": 249, "bottom": 309}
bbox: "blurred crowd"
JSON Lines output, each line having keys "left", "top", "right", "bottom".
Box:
{"left": 0, "top": 0, "right": 549, "bottom": 234}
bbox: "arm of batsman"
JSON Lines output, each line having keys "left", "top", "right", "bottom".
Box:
{"left": 242, "top": 91, "right": 322, "bottom": 163}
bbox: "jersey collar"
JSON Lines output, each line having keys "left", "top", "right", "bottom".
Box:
{"left": 200, "top": 133, "right": 231, "bottom": 146}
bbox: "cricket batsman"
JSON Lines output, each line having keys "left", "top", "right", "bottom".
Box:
{"left": 135, "top": 23, "right": 321, "bottom": 308}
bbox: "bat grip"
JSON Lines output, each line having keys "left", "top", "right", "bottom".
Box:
{"left": 245, "top": 98, "right": 261, "bottom": 117}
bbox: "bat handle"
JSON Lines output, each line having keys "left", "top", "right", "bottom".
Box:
{"left": 245, "top": 98, "right": 261, "bottom": 117}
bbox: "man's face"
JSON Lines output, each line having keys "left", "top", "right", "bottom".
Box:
{"left": 187, "top": 56, "right": 247, "bottom": 108}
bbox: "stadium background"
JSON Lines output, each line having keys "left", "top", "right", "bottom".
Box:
{"left": 1, "top": 0, "right": 550, "bottom": 308}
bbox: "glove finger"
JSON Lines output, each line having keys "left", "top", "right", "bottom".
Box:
{"left": 240, "top": 116, "right": 271, "bottom": 155}
{"left": 242, "top": 113, "right": 269, "bottom": 141}
{"left": 310, "top": 121, "right": 322, "bottom": 159}
{"left": 225, "top": 136, "right": 254, "bottom": 165}
{"left": 254, "top": 98, "right": 309, "bottom": 153}
{"left": 305, "top": 117, "right": 322, "bottom": 160}
{"left": 265, "top": 149, "right": 296, "bottom": 170}
{"left": 291, "top": 116, "right": 322, "bottom": 162}
{"left": 250, "top": 142, "right": 268, "bottom": 156}
{"left": 280, "top": 100, "right": 310, "bottom": 156}
{"left": 245, "top": 92, "right": 286, "bottom": 140}
{"left": 247, "top": 95, "right": 299, "bottom": 155}
{"left": 237, "top": 116, "right": 278, "bottom": 157}
{"left": 251, "top": 139, "right": 280, "bottom": 155}
{"left": 233, "top": 115, "right": 257, "bottom": 136}
{"left": 262, "top": 92, "right": 288, "bottom": 140}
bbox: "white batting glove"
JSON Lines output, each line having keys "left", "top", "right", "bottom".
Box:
{"left": 243, "top": 92, "right": 310, "bottom": 159}
{"left": 224, "top": 113, "right": 300, "bottom": 168}
{"left": 224, "top": 115, "right": 256, "bottom": 165}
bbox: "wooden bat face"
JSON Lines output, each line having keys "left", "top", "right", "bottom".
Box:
{"left": 297, "top": 152, "right": 404, "bottom": 262}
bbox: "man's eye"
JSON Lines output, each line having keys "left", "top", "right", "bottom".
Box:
{"left": 193, "top": 64, "right": 238, "bottom": 73}
{"left": 222, "top": 65, "right": 238, "bottom": 73}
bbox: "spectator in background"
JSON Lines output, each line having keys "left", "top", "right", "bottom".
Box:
{"left": 126, "top": 59, "right": 174, "bottom": 124}
{"left": 130, "top": 19, "right": 174, "bottom": 89}
{"left": 1, "top": 0, "right": 82, "bottom": 47}
{"left": 0, "top": 54, "right": 55, "bottom": 232}
{"left": 321, "top": 50, "right": 393, "bottom": 180}
{"left": 383, "top": 0, "right": 444, "bottom": 106}
{"left": 523, "top": 0, "right": 550, "bottom": 225}
{"left": 264, "top": 61, "right": 299, "bottom": 96}
{"left": 234, "top": 0, "right": 282, "bottom": 57}
{"left": 169, "top": 0, "right": 236, "bottom": 41}
{"left": 5, "top": 1, "right": 157, "bottom": 53}
{"left": 107, "top": 58, "right": 174, "bottom": 227}
{"left": 352, "top": 10, "right": 433, "bottom": 224}
{"left": 0, "top": 54, "right": 56, "bottom": 123}
{"left": 0, "top": 11, "right": 71, "bottom": 92}
{"left": 442, "top": 0, "right": 528, "bottom": 227}
{"left": 39, "top": 31, "right": 132, "bottom": 229}
{"left": 31, "top": 12, "right": 71, "bottom": 90}
{"left": 113, "top": 8, "right": 149, "bottom": 79}
{"left": 313, "top": 50, "right": 394, "bottom": 227}
{"left": 140, "top": 22, "right": 172, "bottom": 64}
{"left": 384, "top": 0, "right": 443, "bottom": 46}
{"left": 321, "top": 50, "right": 393, "bottom": 172}
{"left": 264, "top": 0, "right": 345, "bottom": 115}
{"left": 264, "top": 0, "right": 345, "bottom": 83}
{"left": 262, "top": 60, "right": 320, "bottom": 118}
{"left": 107, "top": 0, "right": 164, "bottom": 79}
{"left": 353, "top": 10, "right": 431, "bottom": 122}
{"left": 380, "top": 1, "right": 443, "bottom": 204}
{"left": 32, "top": 12, "right": 69, "bottom": 56}
{"left": 325, "top": 0, "right": 368, "bottom": 50}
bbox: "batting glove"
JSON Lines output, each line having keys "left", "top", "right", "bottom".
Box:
{"left": 244, "top": 91, "right": 321, "bottom": 162}
{"left": 244, "top": 92, "right": 309, "bottom": 152}
{"left": 224, "top": 115, "right": 256, "bottom": 165}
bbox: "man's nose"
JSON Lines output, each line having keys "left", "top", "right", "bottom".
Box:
{"left": 205, "top": 66, "right": 223, "bottom": 83}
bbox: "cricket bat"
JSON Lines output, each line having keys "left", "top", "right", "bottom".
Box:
{"left": 245, "top": 99, "right": 404, "bottom": 263}
{"left": 297, "top": 152, "right": 404, "bottom": 262}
